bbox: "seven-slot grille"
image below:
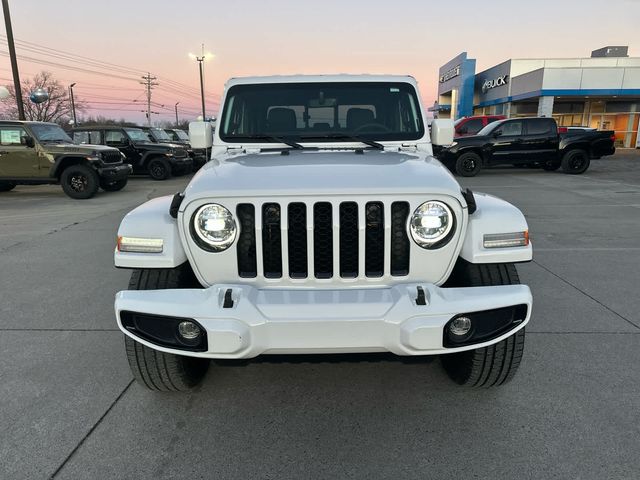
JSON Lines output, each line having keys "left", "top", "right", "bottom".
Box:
{"left": 102, "top": 151, "right": 123, "bottom": 164}
{"left": 236, "top": 201, "right": 411, "bottom": 280}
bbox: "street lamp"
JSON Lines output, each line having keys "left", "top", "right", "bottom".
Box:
{"left": 189, "top": 47, "right": 213, "bottom": 121}
{"left": 174, "top": 101, "right": 180, "bottom": 126}
{"left": 69, "top": 83, "right": 77, "bottom": 126}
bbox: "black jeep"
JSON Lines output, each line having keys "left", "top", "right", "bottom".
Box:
{"left": 71, "top": 126, "right": 192, "bottom": 180}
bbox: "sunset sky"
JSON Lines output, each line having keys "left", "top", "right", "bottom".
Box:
{"left": 2, "top": 0, "right": 639, "bottom": 124}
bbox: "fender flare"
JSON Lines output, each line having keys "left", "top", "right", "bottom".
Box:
{"left": 460, "top": 192, "right": 532, "bottom": 264}
{"left": 50, "top": 154, "right": 92, "bottom": 178}
{"left": 115, "top": 195, "right": 187, "bottom": 269}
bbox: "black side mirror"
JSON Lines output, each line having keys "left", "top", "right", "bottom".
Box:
{"left": 492, "top": 131, "right": 502, "bottom": 138}
{"left": 458, "top": 127, "right": 468, "bottom": 134}
{"left": 24, "top": 136, "right": 35, "bottom": 148}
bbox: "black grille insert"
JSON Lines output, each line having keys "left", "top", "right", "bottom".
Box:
{"left": 313, "top": 202, "right": 333, "bottom": 279}
{"left": 391, "top": 202, "right": 410, "bottom": 276}
{"left": 262, "top": 203, "right": 282, "bottom": 278}
{"left": 339, "top": 202, "right": 359, "bottom": 278}
{"left": 287, "top": 203, "right": 308, "bottom": 278}
{"left": 365, "top": 202, "right": 385, "bottom": 277}
{"left": 236, "top": 204, "right": 257, "bottom": 278}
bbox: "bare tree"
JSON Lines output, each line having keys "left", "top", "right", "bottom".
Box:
{"left": 0, "top": 71, "right": 85, "bottom": 124}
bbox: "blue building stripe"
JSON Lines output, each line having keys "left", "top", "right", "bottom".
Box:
{"left": 475, "top": 88, "right": 640, "bottom": 108}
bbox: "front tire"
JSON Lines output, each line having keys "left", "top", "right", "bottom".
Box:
{"left": 124, "top": 265, "right": 209, "bottom": 392}
{"left": 455, "top": 152, "right": 482, "bottom": 177}
{"left": 100, "top": 178, "right": 128, "bottom": 191}
{"left": 60, "top": 164, "right": 99, "bottom": 199}
{"left": 147, "top": 157, "right": 171, "bottom": 180}
{"left": 561, "top": 149, "right": 590, "bottom": 174}
{"left": 441, "top": 262, "right": 526, "bottom": 387}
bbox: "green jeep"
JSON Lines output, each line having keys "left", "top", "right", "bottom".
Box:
{"left": 0, "top": 121, "right": 132, "bottom": 199}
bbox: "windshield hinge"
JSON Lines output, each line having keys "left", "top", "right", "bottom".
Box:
{"left": 400, "top": 143, "right": 418, "bottom": 152}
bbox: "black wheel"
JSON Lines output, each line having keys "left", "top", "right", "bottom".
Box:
{"left": 60, "top": 164, "right": 99, "bottom": 199}
{"left": 100, "top": 178, "right": 128, "bottom": 192}
{"left": 147, "top": 157, "right": 171, "bottom": 180}
{"left": 455, "top": 152, "right": 482, "bottom": 177}
{"left": 561, "top": 149, "right": 590, "bottom": 174}
{"left": 542, "top": 160, "right": 561, "bottom": 171}
{"left": 0, "top": 181, "right": 16, "bottom": 192}
{"left": 124, "top": 265, "right": 209, "bottom": 392}
{"left": 441, "top": 262, "right": 526, "bottom": 387}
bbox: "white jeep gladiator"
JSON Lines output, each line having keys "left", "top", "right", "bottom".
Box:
{"left": 114, "top": 75, "right": 533, "bottom": 391}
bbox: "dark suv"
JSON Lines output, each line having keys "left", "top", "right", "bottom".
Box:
{"left": 0, "top": 121, "right": 131, "bottom": 199}
{"left": 71, "top": 126, "right": 192, "bottom": 180}
{"left": 136, "top": 126, "right": 205, "bottom": 172}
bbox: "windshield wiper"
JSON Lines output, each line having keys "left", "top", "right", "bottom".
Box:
{"left": 300, "top": 134, "right": 384, "bottom": 150}
{"left": 235, "top": 135, "right": 306, "bottom": 150}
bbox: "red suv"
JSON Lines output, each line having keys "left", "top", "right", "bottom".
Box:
{"left": 454, "top": 115, "right": 506, "bottom": 137}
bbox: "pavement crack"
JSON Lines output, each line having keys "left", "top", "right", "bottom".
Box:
{"left": 49, "top": 379, "right": 134, "bottom": 479}
{"left": 533, "top": 259, "right": 640, "bottom": 330}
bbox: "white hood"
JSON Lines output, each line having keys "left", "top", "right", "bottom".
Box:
{"left": 183, "top": 150, "right": 463, "bottom": 201}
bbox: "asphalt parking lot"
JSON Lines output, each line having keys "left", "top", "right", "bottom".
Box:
{"left": 1, "top": 151, "right": 640, "bottom": 480}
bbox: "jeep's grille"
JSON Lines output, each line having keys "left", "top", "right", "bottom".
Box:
{"left": 236, "top": 201, "right": 411, "bottom": 280}
{"left": 102, "top": 151, "right": 122, "bottom": 164}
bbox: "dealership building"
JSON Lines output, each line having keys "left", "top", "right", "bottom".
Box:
{"left": 434, "top": 47, "right": 640, "bottom": 147}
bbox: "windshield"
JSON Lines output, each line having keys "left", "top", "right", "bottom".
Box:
{"left": 148, "top": 128, "right": 172, "bottom": 142}
{"left": 29, "top": 124, "right": 73, "bottom": 143}
{"left": 220, "top": 82, "right": 424, "bottom": 143}
{"left": 173, "top": 129, "right": 189, "bottom": 140}
{"left": 477, "top": 121, "right": 502, "bottom": 136}
{"left": 124, "top": 128, "right": 151, "bottom": 142}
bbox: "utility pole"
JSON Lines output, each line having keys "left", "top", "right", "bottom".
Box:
{"left": 2, "top": 0, "right": 25, "bottom": 120}
{"left": 197, "top": 57, "right": 205, "bottom": 120}
{"left": 174, "top": 102, "right": 180, "bottom": 126}
{"left": 69, "top": 83, "right": 77, "bottom": 126}
{"left": 140, "top": 73, "right": 158, "bottom": 126}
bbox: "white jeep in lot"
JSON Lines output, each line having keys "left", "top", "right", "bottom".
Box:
{"left": 114, "top": 75, "right": 533, "bottom": 391}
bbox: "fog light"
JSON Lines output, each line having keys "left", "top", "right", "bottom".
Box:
{"left": 449, "top": 316, "right": 472, "bottom": 336}
{"left": 177, "top": 321, "right": 201, "bottom": 340}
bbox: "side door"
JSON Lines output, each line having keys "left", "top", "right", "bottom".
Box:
{"left": 487, "top": 120, "right": 526, "bottom": 165}
{"left": 0, "top": 125, "right": 40, "bottom": 178}
{"left": 105, "top": 129, "right": 140, "bottom": 166}
{"left": 522, "top": 118, "right": 558, "bottom": 163}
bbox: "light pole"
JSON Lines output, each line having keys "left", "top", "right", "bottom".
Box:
{"left": 69, "top": 83, "right": 77, "bottom": 126}
{"left": 189, "top": 47, "right": 213, "bottom": 121}
{"left": 174, "top": 102, "right": 179, "bottom": 126}
{"left": 2, "top": 0, "right": 25, "bottom": 120}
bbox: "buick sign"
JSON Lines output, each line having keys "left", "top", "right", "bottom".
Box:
{"left": 481, "top": 75, "right": 509, "bottom": 93}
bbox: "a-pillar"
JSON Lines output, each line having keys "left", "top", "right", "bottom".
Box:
{"left": 537, "top": 96, "right": 554, "bottom": 117}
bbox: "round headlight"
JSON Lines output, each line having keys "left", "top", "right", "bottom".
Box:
{"left": 410, "top": 201, "right": 454, "bottom": 248}
{"left": 192, "top": 203, "right": 237, "bottom": 251}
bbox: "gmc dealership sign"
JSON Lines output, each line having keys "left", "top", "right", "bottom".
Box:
{"left": 481, "top": 75, "right": 509, "bottom": 93}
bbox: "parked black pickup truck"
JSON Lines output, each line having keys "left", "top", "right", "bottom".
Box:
{"left": 437, "top": 117, "right": 615, "bottom": 177}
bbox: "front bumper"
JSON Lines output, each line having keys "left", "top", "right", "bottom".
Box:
{"left": 115, "top": 283, "right": 532, "bottom": 359}
{"left": 98, "top": 163, "right": 132, "bottom": 180}
{"left": 167, "top": 156, "right": 193, "bottom": 168}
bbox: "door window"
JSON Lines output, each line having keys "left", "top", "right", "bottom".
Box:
{"left": 105, "top": 130, "right": 127, "bottom": 146}
{"left": 526, "top": 119, "right": 554, "bottom": 135}
{"left": 0, "top": 127, "right": 29, "bottom": 146}
{"left": 496, "top": 121, "right": 523, "bottom": 136}
{"left": 74, "top": 130, "right": 102, "bottom": 144}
